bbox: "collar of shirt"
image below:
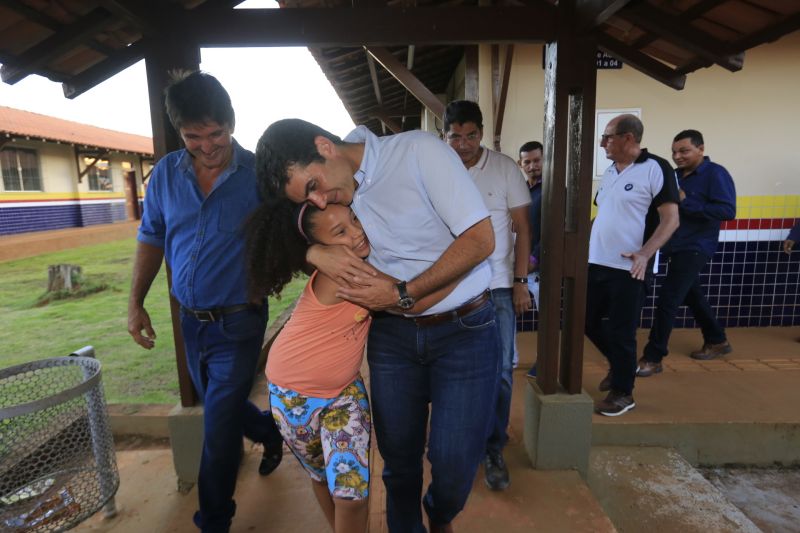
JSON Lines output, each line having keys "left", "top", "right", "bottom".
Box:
{"left": 174, "top": 137, "right": 245, "bottom": 191}
{"left": 677, "top": 155, "right": 712, "bottom": 179}
{"left": 345, "top": 125, "right": 379, "bottom": 190}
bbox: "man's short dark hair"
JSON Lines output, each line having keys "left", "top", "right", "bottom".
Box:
{"left": 519, "top": 141, "right": 543, "bottom": 155}
{"left": 164, "top": 71, "right": 234, "bottom": 131}
{"left": 255, "top": 118, "right": 343, "bottom": 201}
{"left": 616, "top": 114, "right": 644, "bottom": 143}
{"left": 443, "top": 100, "right": 483, "bottom": 133}
{"left": 674, "top": 129, "right": 704, "bottom": 147}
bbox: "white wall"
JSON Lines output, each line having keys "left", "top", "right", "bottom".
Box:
{"left": 477, "top": 33, "right": 800, "bottom": 197}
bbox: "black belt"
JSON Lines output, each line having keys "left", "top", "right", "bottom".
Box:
{"left": 375, "top": 290, "right": 491, "bottom": 327}
{"left": 181, "top": 303, "right": 259, "bottom": 322}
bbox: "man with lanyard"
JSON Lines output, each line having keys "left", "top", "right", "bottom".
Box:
{"left": 442, "top": 100, "right": 531, "bottom": 491}
{"left": 256, "top": 118, "right": 499, "bottom": 533}
{"left": 127, "top": 71, "right": 283, "bottom": 532}
{"left": 637, "top": 129, "right": 736, "bottom": 377}
{"left": 586, "top": 114, "right": 679, "bottom": 416}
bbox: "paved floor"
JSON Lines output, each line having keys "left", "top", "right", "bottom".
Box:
{"left": 71, "top": 325, "right": 799, "bottom": 532}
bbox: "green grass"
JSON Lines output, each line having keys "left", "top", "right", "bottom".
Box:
{"left": 0, "top": 238, "right": 306, "bottom": 404}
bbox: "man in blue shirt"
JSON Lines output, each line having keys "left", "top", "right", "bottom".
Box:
{"left": 256, "top": 118, "right": 498, "bottom": 533}
{"left": 638, "top": 129, "right": 737, "bottom": 377}
{"left": 127, "top": 71, "right": 282, "bottom": 533}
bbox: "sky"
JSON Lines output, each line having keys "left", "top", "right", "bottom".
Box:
{"left": 0, "top": 1, "right": 356, "bottom": 151}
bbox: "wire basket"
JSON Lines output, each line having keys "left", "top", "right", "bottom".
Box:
{"left": 0, "top": 354, "right": 118, "bottom": 532}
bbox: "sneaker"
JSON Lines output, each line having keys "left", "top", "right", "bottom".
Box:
{"left": 258, "top": 441, "right": 283, "bottom": 476}
{"left": 594, "top": 391, "right": 636, "bottom": 417}
{"left": 636, "top": 358, "right": 663, "bottom": 377}
{"left": 690, "top": 341, "right": 732, "bottom": 360}
{"left": 484, "top": 451, "right": 510, "bottom": 491}
{"left": 598, "top": 371, "right": 612, "bottom": 392}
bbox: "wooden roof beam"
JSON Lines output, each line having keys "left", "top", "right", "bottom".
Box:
{"left": 368, "top": 107, "right": 403, "bottom": 134}
{"left": 365, "top": 46, "right": 445, "bottom": 121}
{"left": 62, "top": 40, "right": 145, "bottom": 98}
{"left": 1, "top": 8, "right": 117, "bottom": 84}
{"left": 191, "top": 6, "right": 557, "bottom": 47}
{"left": 619, "top": 3, "right": 744, "bottom": 72}
{"left": 731, "top": 12, "right": 800, "bottom": 52}
{"left": 577, "top": 0, "right": 635, "bottom": 30}
{"left": 598, "top": 34, "right": 686, "bottom": 90}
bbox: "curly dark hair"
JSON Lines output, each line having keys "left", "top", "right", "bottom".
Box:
{"left": 246, "top": 198, "right": 323, "bottom": 300}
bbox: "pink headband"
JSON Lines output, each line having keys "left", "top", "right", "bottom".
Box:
{"left": 296, "top": 202, "right": 311, "bottom": 244}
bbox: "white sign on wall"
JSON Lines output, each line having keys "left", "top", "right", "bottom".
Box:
{"left": 594, "top": 108, "right": 641, "bottom": 179}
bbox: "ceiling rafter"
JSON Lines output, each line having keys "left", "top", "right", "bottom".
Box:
{"left": 365, "top": 46, "right": 445, "bottom": 120}
{"left": 189, "top": 6, "right": 558, "bottom": 47}
{"left": 597, "top": 34, "right": 686, "bottom": 90}
{"left": 618, "top": 2, "right": 744, "bottom": 72}
{"left": 1, "top": 7, "right": 117, "bottom": 84}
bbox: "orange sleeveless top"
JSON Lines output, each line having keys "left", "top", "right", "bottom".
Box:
{"left": 266, "top": 271, "right": 371, "bottom": 397}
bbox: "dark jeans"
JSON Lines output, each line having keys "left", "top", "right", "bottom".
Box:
{"left": 644, "top": 250, "right": 727, "bottom": 363}
{"left": 487, "top": 287, "right": 514, "bottom": 455}
{"left": 585, "top": 264, "right": 645, "bottom": 395}
{"left": 368, "top": 300, "right": 499, "bottom": 532}
{"left": 181, "top": 305, "right": 282, "bottom": 533}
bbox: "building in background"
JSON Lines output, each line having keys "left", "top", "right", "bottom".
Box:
{"left": 0, "top": 106, "right": 153, "bottom": 236}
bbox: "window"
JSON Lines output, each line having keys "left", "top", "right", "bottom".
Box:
{"left": 85, "top": 158, "right": 113, "bottom": 191}
{"left": 1, "top": 148, "right": 42, "bottom": 191}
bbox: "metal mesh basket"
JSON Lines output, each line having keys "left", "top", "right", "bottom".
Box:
{"left": 0, "top": 354, "right": 118, "bottom": 532}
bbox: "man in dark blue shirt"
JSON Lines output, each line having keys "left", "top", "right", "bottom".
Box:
{"left": 638, "top": 129, "right": 737, "bottom": 377}
{"left": 128, "top": 71, "right": 282, "bottom": 532}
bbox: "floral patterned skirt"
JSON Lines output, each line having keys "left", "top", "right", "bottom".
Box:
{"left": 269, "top": 376, "right": 371, "bottom": 500}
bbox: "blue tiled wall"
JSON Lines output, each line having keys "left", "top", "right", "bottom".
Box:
{"left": 0, "top": 202, "right": 127, "bottom": 236}
{"left": 517, "top": 239, "right": 800, "bottom": 331}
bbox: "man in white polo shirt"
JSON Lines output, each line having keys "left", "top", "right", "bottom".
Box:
{"left": 586, "top": 114, "right": 680, "bottom": 416}
{"left": 443, "top": 100, "right": 531, "bottom": 491}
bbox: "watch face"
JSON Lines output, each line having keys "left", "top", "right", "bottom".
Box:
{"left": 399, "top": 297, "right": 415, "bottom": 310}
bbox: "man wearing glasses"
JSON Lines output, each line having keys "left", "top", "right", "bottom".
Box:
{"left": 586, "top": 114, "right": 680, "bottom": 416}
{"left": 442, "top": 100, "right": 532, "bottom": 491}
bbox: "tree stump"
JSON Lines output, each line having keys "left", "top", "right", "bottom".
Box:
{"left": 47, "top": 264, "right": 82, "bottom": 292}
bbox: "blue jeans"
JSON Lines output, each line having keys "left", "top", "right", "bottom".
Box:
{"left": 644, "top": 251, "right": 726, "bottom": 363}
{"left": 487, "top": 288, "right": 514, "bottom": 454}
{"left": 181, "top": 305, "right": 282, "bottom": 533}
{"left": 367, "top": 300, "right": 499, "bottom": 532}
{"left": 585, "top": 265, "right": 644, "bottom": 395}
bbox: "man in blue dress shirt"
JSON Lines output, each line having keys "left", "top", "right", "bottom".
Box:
{"left": 127, "top": 71, "right": 283, "bottom": 533}
{"left": 638, "top": 129, "right": 737, "bottom": 377}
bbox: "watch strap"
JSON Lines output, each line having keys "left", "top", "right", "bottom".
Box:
{"left": 513, "top": 277, "right": 528, "bottom": 284}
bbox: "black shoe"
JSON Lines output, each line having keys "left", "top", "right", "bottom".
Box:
{"left": 484, "top": 451, "right": 510, "bottom": 491}
{"left": 259, "top": 441, "right": 283, "bottom": 476}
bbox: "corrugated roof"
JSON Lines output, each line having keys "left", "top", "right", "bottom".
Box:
{"left": 0, "top": 105, "right": 153, "bottom": 155}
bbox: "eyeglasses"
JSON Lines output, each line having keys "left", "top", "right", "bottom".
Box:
{"left": 600, "top": 132, "right": 628, "bottom": 142}
{"left": 446, "top": 132, "right": 480, "bottom": 144}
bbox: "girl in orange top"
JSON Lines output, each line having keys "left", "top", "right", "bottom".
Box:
{"left": 247, "top": 200, "right": 455, "bottom": 533}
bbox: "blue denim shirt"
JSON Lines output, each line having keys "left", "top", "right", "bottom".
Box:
{"left": 665, "top": 156, "right": 736, "bottom": 257}
{"left": 138, "top": 139, "right": 260, "bottom": 309}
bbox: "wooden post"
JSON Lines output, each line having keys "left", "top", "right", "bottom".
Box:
{"left": 144, "top": 37, "right": 200, "bottom": 408}
{"left": 537, "top": 0, "right": 598, "bottom": 395}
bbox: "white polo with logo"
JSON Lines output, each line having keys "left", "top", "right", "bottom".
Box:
{"left": 589, "top": 149, "right": 679, "bottom": 271}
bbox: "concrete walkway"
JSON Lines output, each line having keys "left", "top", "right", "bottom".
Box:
{"left": 73, "top": 326, "right": 799, "bottom": 532}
